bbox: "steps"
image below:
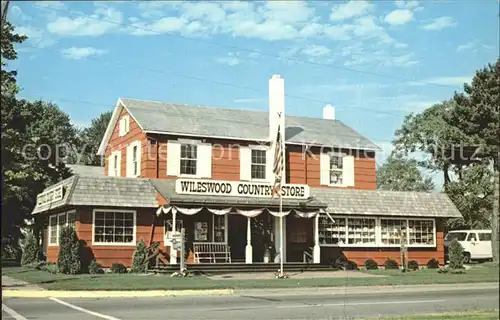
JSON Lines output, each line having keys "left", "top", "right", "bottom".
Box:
{"left": 150, "top": 262, "right": 336, "bottom": 275}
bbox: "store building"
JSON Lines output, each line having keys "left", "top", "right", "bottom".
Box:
{"left": 32, "top": 75, "right": 462, "bottom": 268}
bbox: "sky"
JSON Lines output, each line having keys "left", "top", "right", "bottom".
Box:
{"left": 7, "top": 0, "right": 500, "bottom": 187}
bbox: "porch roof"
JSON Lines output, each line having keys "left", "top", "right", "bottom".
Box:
{"left": 150, "top": 179, "right": 326, "bottom": 209}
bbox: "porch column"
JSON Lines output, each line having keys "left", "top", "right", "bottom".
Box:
{"left": 245, "top": 217, "right": 253, "bottom": 264}
{"left": 170, "top": 210, "right": 177, "bottom": 265}
{"left": 313, "top": 213, "right": 321, "bottom": 263}
{"left": 274, "top": 216, "right": 287, "bottom": 263}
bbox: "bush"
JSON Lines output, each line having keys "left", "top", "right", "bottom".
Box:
{"left": 40, "top": 262, "right": 58, "bottom": 274}
{"left": 130, "top": 239, "right": 148, "bottom": 273}
{"left": 88, "top": 260, "right": 104, "bottom": 274}
{"left": 426, "top": 258, "right": 440, "bottom": 269}
{"left": 21, "top": 232, "right": 41, "bottom": 266}
{"left": 448, "top": 239, "right": 464, "bottom": 270}
{"left": 407, "top": 260, "right": 419, "bottom": 271}
{"left": 110, "top": 263, "right": 127, "bottom": 273}
{"left": 364, "top": 258, "right": 378, "bottom": 270}
{"left": 57, "top": 226, "right": 81, "bottom": 274}
{"left": 384, "top": 258, "right": 399, "bottom": 270}
{"left": 345, "top": 260, "right": 358, "bottom": 270}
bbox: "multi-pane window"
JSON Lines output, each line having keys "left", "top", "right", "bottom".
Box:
{"left": 213, "top": 215, "right": 226, "bottom": 243}
{"left": 180, "top": 144, "right": 197, "bottom": 175}
{"left": 93, "top": 211, "right": 135, "bottom": 244}
{"left": 113, "top": 154, "right": 118, "bottom": 176}
{"left": 347, "top": 218, "right": 376, "bottom": 245}
{"left": 132, "top": 145, "right": 138, "bottom": 176}
{"left": 49, "top": 215, "right": 58, "bottom": 245}
{"left": 251, "top": 149, "right": 266, "bottom": 180}
{"left": 329, "top": 154, "right": 343, "bottom": 185}
{"left": 165, "top": 219, "right": 183, "bottom": 239}
{"left": 67, "top": 211, "right": 76, "bottom": 229}
{"left": 58, "top": 213, "right": 67, "bottom": 239}
{"left": 319, "top": 216, "right": 435, "bottom": 247}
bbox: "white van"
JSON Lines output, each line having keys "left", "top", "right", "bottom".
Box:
{"left": 444, "top": 230, "right": 493, "bottom": 263}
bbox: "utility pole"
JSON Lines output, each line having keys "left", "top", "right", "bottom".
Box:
{"left": 1, "top": 0, "right": 10, "bottom": 28}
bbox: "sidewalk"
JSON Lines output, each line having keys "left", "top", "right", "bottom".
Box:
{"left": 2, "top": 275, "right": 45, "bottom": 291}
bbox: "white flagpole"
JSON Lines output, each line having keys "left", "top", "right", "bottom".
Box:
{"left": 279, "top": 195, "right": 283, "bottom": 276}
{"left": 279, "top": 116, "right": 285, "bottom": 277}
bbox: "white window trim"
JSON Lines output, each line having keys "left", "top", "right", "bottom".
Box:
{"left": 126, "top": 141, "right": 141, "bottom": 178}
{"left": 92, "top": 209, "right": 137, "bottom": 246}
{"left": 249, "top": 145, "right": 268, "bottom": 182}
{"left": 179, "top": 143, "right": 199, "bottom": 178}
{"left": 110, "top": 150, "right": 121, "bottom": 177}
{"left": 119, "top": 115, "right": 130, "bottom": 137}
{"left": 328, "top": 152, "right": 347, "bottom": 187}
{"left": 318, "top": 215, "right": 436, "bottom": 248}
{"left": 48, "top": 215, "right": 58, "bottom": 246}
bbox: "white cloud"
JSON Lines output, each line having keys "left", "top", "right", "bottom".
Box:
{"left": 407, "top": 76, "right": 472, "bottom": 87}
{"left": 15, "top": 26, "right": 56, "bottom": 48}
{"left": 35, "top": 1, "right": 66, "bottom": 9}
{"left": 456, "top": 41, "right": 476, "bottom": 52}
{"left": 385, "top": 9, "right": 414, "bottom": 26}
{"left": 329, "top": 1, "right": 373, "bottom": 21}
{"left": 216, "top": 52, "right": 240, "bottom": 66}
{"left": 10, "top": 6, "right": 33, "bottom": 22}
{"left": 61, "top": 47, "right": 108, "bottom": 60}
{"left": 47, "top": 7, "right": 124, "bottom": 36}
{"left": 421, "top": 17, "right": 457, "bottom": 30}
{"left": 301, "top": 44, "right": 331, "bottom": 58}
{"left": 395, "top": 0, "right": 420, "bottom": 9}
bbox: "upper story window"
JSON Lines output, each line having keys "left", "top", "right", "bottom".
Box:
{"left": 126, "top": 141, "right": 141, "bottom": 177}
{"left": 118, "top": 115, "right": 130, "bottom": 137}
{"left": 251, "top": 149, "right": 266, "bottom": 180}
{"left": 329, "top": 154, "right": 344, "bottom": 185}
{"left": 132, "top": 145, "right": 138, "bottom": 176}
{"left": 109, "top": 150, "right": 121, "bottom": 177}
{"left": 180, "top": 144, "right": 197, "bottom": 176}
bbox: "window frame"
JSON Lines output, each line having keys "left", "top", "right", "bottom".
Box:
{"left": 212, "top": 214, "right": 228, "bottom": 244}
{"left": 119, "top": 115, "right": 130, "bottom": 137}
{"left": 48, "top": 215, "right": 58, "bottom": 246}
{"left": 250, "top": 146, "right": 267, "bottom": 181}
{"left": 179, "top": 143, "right": 198, "bottom": 177}
{"left": 328, "top": 152, "right": 345, "bottom": 186}
{"left": 92, "top": 209, "right": 137, "bottom": 246}
{"left": 318, "top": 215, "right": 436, "bottom": 248}
{"left": 132, "top": 145, "right": 138, "bottom": 176}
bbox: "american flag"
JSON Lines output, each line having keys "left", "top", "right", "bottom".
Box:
{"left": 271, "top": 124, "right": 283, "bottom": 198}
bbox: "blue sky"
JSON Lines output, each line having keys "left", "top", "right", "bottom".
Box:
{"left": 7, "top": 0, "right": 499, "bottom": 183}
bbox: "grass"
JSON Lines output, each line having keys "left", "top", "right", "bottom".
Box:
{"left": 2, "top": 263, "right": 498, "bottom": 291}
{"left": 367, "top": 309, "right": 499, "bottom": 320}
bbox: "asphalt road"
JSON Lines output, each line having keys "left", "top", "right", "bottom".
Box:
{"left": 2, "top": 284, "right": 499, "bottom": 320}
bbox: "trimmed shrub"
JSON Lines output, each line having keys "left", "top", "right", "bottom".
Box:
{"left": 426, "top": 258, "right": 440, "bottom": 269}
{"left": 88, "top": 260, "right": 104, "bottom": 274}
{"left": 21, "top": 232, "right": 41, "bottom": 266}
{"left": 345, "top": 260, "right": 358, "bottom": 270}
{"left": 57, "top": 226, "right": 81, "bottom": 274}
{"left": 130, "top": 239, "right": 148, "bottom": 273}
{"left": 364, "top": 258, "right": 379, "bottom": 270}
{"left": 407, "top": 260, "right": 419, "bottom": 271}
{"left": 110, "top": 263, "right": 127, "bottom": 273}
{"left": 384, "top": 258, "right": 399, "bottom": 270}
{"left": 448, "top": 239, "right": 464, "bottom": 270}
{"left": 40, "top": 262, "right": 58, "bottom": 274}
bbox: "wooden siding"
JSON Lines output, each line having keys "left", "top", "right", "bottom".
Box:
{"left": 320, "top": 219, "right": 446, "bottom": 266}
{"left": 105, "top": 108, "right": 147, "bottom": 177}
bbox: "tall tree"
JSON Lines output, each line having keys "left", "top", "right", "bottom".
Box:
{"left": 377, "top": 152, "right": 435, "bottom": 192}
{"left": 447, "top": 59, "right": 500, "bottom": 263}
{"left": 76, "top": 111, "right": 112, "bottom": 166}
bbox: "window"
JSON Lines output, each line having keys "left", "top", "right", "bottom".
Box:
{"left": 381, "top": 219, "right": 407, "bottom": 245}
{"left": 329, "top": 154, "right": 343, "bottom": 185}
{"left": 251, "top": 149, "right": 266, "bottom": 180}
{"left": 180, "top": 144, "right": 197, "bottom": 175}
{"left": 479, "top": 233, "right": 492, "bottom": 241}
{"left": 58, "top": 213, "right": 67, "bottom": 239}
{"left": 213, "top": 215, "right": 226, "bottom": 243}
{"left": 49, "top": 215, "right": 58, "bottom": 245}
{"left": 467, "top": 232, "right": 477, "bottom": 242}
{"left": 93, "top": 210, "right": 135, "bottom": 245}
{"left": 67, "top": 210, "right": 76, "bottom": 229}
{"left": 408, "top": 219, "right": 434, "bottom": 245}
{"left": 132, "top": 145, "right": 138, "bottom": 176}
{"left": 109, "top": 150, "right": 121, "bottom": 177}
{"left": 165, "top": 219, "right": 183, "bottom": 239}
{"left": 445, "top": 232, "right": 468, "bottom": 241}
{"left": 113, "top": 154, "right": 118, "bottom": 175}
{"left": 119, "top": 116, "right": 129, "bottom": 136}
{"left": 319, "top": 215, "right": 346, "bottom": 245}
{"left": 347, "top": 218, "right": 376, "bottom": 245}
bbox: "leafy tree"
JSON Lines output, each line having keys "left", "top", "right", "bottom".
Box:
{"left": 75, "top": 111, "right": 112, "bottom": 166}
{"left": 57, "top": 226, "right": 81, "bottom": 274}
{"left": 448, "top": 239, "right": 465, "bottom": 270}
{"left": 447, "top": 59, "right": 500, "bottom": 263}
{"left": 20, "top": 231, "right": 41, "bottom": 266}
{"left": 130, "top": 239, "right": 148, "bottom": 273}
{"left": 377, "top": 152, "right": 435, "bottom": 192}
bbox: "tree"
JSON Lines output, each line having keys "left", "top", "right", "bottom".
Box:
{"left": 75, "top": 111, "right": 112, "bottom": 166}
{"left": 447, "top": 59, "right": 500, "bottom": 263}
{"left": 57, "top": 226, "right": 81, "bottom": 274}
{"left": 20, "top": 231, "right": 41, "bottom": 266}
{"left": 376, "top": 152, "right": 435, "bottom": 192}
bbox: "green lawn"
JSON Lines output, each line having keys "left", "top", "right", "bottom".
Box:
{"left": 367, "top": 309, "right": 499, "bottom": 320}
{"left": 2, "top": 263, "right": 498, "bottom": 291}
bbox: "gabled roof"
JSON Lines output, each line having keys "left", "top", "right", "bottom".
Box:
{"left": 67, "top": 164, "right": 105, "bottom": 177}
{"left": 97, "top": 98, "right": 380, "bottom": 155}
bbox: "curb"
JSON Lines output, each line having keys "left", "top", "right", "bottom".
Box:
{"left": 2, "top": 289, "right": 234, "bottom": 298}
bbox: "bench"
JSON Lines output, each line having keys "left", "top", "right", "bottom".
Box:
{"left": 193, "top": 242, "right": 231, "bottom": 264}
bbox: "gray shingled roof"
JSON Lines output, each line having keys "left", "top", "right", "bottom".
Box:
{"left": 150, "top": 179, "right": 325, "bottom": 209}
{"left": 67, "top": 164, "right": 105, "bottom": 177}
{"left": 32, "top": 176, "right": 78, "bottom": 214}
{"left": 121, "top": 98, "right": 380, "bottom": 150}
{"left": 311, "top": 188, "right": 462, "bottom": 218}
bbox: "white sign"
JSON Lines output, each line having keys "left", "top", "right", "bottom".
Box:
{"left": 36, "top": 185, "right": 64, "bottom": 206}
{"left": 175, "top": 179, "right": 310, "bottom": 199}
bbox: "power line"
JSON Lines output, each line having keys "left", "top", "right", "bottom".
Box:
{"left": 29, "top": 3, "right": 464, "bottom": 90}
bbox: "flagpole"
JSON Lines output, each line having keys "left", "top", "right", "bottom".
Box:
{"left": 279, "top": 114, "right": 285, "bottom": 277}
{"left": 279, "top": 196, "right": 283, "bottom": 276}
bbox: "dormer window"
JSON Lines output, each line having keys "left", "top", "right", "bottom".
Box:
{"left": 119, "top": 115, "right": 130, "bottom": 137}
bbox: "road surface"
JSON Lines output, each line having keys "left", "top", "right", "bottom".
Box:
{"left": 2, "top": 284, "right": 499, "bottom": 319}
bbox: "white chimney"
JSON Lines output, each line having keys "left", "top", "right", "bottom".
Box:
{"left": 323, "top": 104, "right": 335, "bottom": 120}
{"left": 269, "top": 74, "right": 285, "bottom": 140}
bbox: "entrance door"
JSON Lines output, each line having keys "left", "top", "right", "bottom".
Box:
{"left": 228, "top": 214, "right": 246, "bottom": 262}
{"left": 164, "top": 219, "right": 183, "bottom": 264}
{"left": 286, "top": 215, "right": 313, "bottom": 262}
